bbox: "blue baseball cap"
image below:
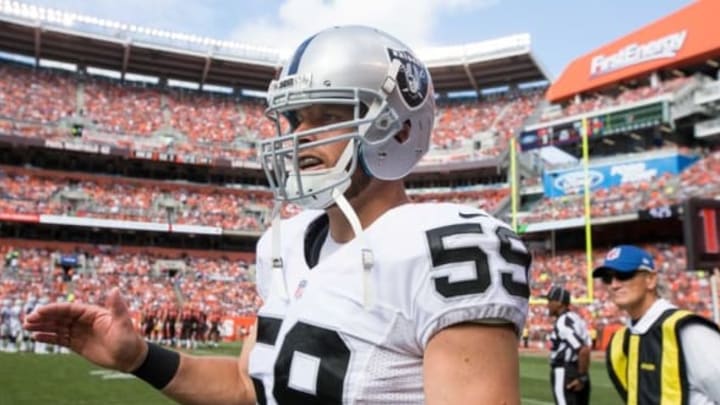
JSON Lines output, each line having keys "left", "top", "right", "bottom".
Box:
{"left": 592, "top": 245, "right": 656, "bottom": 278}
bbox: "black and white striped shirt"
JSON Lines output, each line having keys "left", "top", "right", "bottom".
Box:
{"left": 549, "top": 311, "right": 590, "bottom": 367}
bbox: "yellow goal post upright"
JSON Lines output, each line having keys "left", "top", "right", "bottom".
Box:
{"left": 581, "top": 117, "right": 594, "bottom": 304}
{"left": 512, "top": 119, "right": 595, "bottom": 306}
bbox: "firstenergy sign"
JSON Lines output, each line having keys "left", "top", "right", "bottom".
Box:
{"left": 590, "top": 30, "right": 687, "bottom": 76}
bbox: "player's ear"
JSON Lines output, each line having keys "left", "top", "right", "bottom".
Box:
{"left": 645, "top": 272, "right": 658, "bottom": 292}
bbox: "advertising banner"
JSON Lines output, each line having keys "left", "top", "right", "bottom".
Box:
{"left": 547, "top": 0, "right": 720, "bottom": 101}
{"left": 542, "top": 153, "right": 698, "bottom": 197}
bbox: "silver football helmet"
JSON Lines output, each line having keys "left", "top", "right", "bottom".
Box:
{"left": 260, "top": 25, "right": 435, "bottom": 209}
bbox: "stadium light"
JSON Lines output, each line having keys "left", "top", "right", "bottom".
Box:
{"left": 0, "top": 0, "right": 300, "bottom": 63}
{"left": 60, "top": 16, "right": 72, "bottom": 27}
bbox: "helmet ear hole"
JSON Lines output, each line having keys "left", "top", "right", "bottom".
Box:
{"left": 282, "top": 111, "right": 299, "bottom": 130}
{"left": 394, "top": 120, "right": 411, "bottom": 144}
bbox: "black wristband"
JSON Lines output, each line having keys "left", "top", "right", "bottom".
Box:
{"left": 577, "top": 374, "right": 589, "bottom": 383}
{"left": 131, "top": 342, "right": 181, "bottom": 390}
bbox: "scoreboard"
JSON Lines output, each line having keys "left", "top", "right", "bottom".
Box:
{"left": 601, "top": 102, "right": 666, "bottom": 135}
{"left": 683, "top": 198, "right": 720, "bottom": 271}
{"left": 518, "top": 101, "right": 668, "bottom": 151}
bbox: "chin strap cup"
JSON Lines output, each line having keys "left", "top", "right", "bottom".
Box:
{"left": 270, "top": 203, "right": 290, "bottom": 301}
{"left": 332, "top": 188, "right": 374, "bottom": 309}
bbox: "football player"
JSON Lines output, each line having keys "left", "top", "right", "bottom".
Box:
{"left": 25, "top": 25, "right": 531, "bottom": 404}
{"left": 22, "top": 295, "right": 38, "bottom": 353}
{"left": 544, "top": 286, "right": 591, "bottom": 405}
{"left": 0, "top": 298, "right": 11, "bottom": 352}
{"left": 7, "top": 298, "right": 23, "bottom": 353}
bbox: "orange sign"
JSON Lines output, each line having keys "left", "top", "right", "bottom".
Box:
{"left": 0, "top": 212, "right": 40, "bottom": 222}
{"left": 547, "top": 0, "right": 720, "bottom": 102}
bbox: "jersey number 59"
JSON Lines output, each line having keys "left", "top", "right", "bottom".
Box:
{"left": 426, "top": 224, "right": 531, "bottom": 299}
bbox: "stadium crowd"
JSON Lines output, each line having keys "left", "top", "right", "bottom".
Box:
{"left": 3, "top": 240, "right": 715, "bottom": 352}
{"left": 0, "top": 243, "right": 259, "bottom": 316}
{"left": 0, "top": 65, "right": 76, "bottom": 124}
{"left": 3, "top": 61, "right": 695, "bottom": 169}
{"left": 0, "top": 167, "right": 512, "bottom": 230}
{"left": 526, "top": 242, "right": 714, "bottom": 348}
{"left": 409, "top": 187, "right": 510, "bottom": 213}
{"left": 540, "top": 76, "right": 692, "bottom": 122}
{"left": 0, "top": 56, "right": 716, "bottom": 355}
{"left": 0, "top": 241, "right": 260, "bottom": 352}
{"left": 0, "top": 62, "right": 543, "bottom": 165}
{"left": 83, "top": 79, "right": 164, "bottom": 136}
{"left": 0, "top": 167, "right": 269, "bottom": 230}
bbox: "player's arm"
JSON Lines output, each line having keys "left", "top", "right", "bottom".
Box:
{"left": 577, "top": 344, "right": 590, "bottom": 376}
{"left": 560, "top": 321, "right": 590, "bottom": 391}
{"left": 163, "top": 231, "right": 271, "bottom": 405}
{"left": 161, "top": 231, "right": 273, "bottom": 404}
{"left": 680, "top": 323, "right": 720, "bottom": 402}
{"left": 565, "top": 343, "right": 591, "bottom": 391}
{"left": 160, "top": 323, "right": 257, "bottom": 405}
{"left": 423, "top": 322, "right": 520, "bottom": 405}
{"left": 25, "top": 288, "right": 257, "bottom": 405}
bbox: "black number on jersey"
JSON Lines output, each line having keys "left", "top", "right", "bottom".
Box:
{"left": 496, "top": 227, "right": 531, "bottom": 298}
{"left": 254, "top": 316, "right": 351, "bottom": 404}
{"left": 426, "top": 223, "right": 531, "bottom": 299}
{"left": 253, "top": 316, "right": 283, "bottom": 405}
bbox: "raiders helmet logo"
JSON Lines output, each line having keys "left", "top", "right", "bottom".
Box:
{"left": 387, "top": 48, "right": 429, "bottom": 108}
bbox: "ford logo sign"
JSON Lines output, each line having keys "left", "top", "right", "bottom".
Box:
{"left": 553, "top": 170, "right": 604, "bottom": 194}
{"left": 520, "top": 133, "right": 538, "bottom": 144}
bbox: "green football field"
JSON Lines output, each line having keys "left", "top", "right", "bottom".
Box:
{"left": 0, "top": 345, "right": 620, "bottom": 404}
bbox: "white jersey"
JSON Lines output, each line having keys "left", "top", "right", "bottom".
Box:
{"left": 9, "top": 303, "right": 22, "bottom": 335}
{"left": 549, "top": 311, "right": 591, "bottom": 367}
{"left": 23, "top": 301, "right": 36, "bottom": 317}
{"left": 248, "top": 203, "right": 531, "bottom": 404}
{"left": 0, "top": 304, "right": 10, "bottom": 335}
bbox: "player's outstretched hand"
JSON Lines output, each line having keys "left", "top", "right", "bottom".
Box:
{"left": 23, "top": 288, "right": 147, "bottom": 373}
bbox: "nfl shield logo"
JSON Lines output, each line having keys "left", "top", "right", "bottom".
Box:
{"left": 606, "top": 247, "right": 621, "bottom": 260}
{"left": 294, "top": 280, "right": 308, "bottom": 299}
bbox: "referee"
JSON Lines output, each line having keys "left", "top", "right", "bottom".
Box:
{"left": 594, "top": 245, "right": 720, "bottom": 404}
{"left": 545, "top": 285, "right": 591, "bottom": 405}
